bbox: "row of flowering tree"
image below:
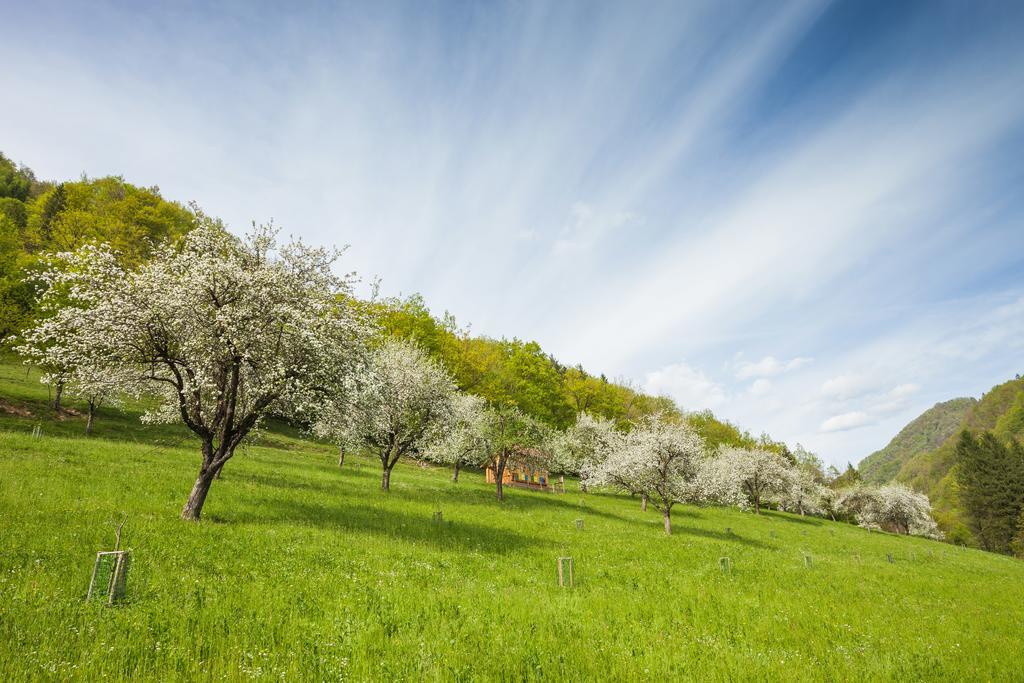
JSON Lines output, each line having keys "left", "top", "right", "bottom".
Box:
{"left": 16, "top": 212, "right": 944, "bottom": 536}
{"left": 18, "top": 213, "right": 554, "bottom": 516}
{"left": 549, "top": 412, "right": 942, "bottom": 537}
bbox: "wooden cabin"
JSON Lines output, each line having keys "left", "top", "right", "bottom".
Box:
{"left": 485, "top": 460, "right": 550, "bottom": 492}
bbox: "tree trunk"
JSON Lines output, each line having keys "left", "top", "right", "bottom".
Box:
{"left": 495, "top": 456, "right": 506, "bottom": 501}
{"left": 85, "top": 399, "right": 96, "bottom": 435}
{"left": 753, "top": 492, "right": 761, "bottom": 515}
{"left": 382, "top": 466, "right": 392, "bottom": 491}
{"left": 641, "top": 494, "right": 648, "bottom": 512}
{"left": 181, "top": 467, "right": 216, "bottom": 521}
{"left": 338, "top": 445, "right": 345, "bottom": 468}
{"left": 663, "top": 508, "right": 672, "bottom": 535}
{"left": 452, "top": 462, "right": 460, "bottom": 482}
{"left": 52, "top": 381, "right": 64, "bottom": 412}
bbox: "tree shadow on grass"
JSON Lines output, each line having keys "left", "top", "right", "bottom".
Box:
{"left": 232, "top": 470, "right": 350, "bottom": 495}
{"left": 226, "top": 497, "right": 548, "bottom": 555}
{"left": 762, "top": 510, "right": 825, "bottom": 527}
{"left": 402, "top": 484, "right": 646, "bottom": 526}
{"left": 669, "top": 523, "right": 773, "bottom": 549}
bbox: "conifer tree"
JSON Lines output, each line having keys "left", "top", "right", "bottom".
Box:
{"left": 956, "top": 431, "right": 1024, "bottom": 553}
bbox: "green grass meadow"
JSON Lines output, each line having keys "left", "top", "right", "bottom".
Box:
{"left": 2, "top": 360, "right": 1023, "bottom": 680}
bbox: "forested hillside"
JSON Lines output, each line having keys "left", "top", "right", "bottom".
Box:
{"left": 0, "top": 152, "right": 192, "bottom": 342}
{"left": 860, "top": 376, "right": 1024, "bottom": 548}
{"left": 859, "top": 398, "right": 975, "bottom": 484}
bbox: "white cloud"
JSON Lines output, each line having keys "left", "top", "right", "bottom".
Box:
{"left": 889, "top": 383, "right": 920, "bottom": 398}
{"left": 734, "top": 355, "right": 812, "bottom": 380}
{"left": 820, "top": 411, "right": 872, "bottom": 433}
{"left": 820, "top": 374, "right": 874, "bottom": 400}
{"left": 869, "top": 383, "right": 922, "bottom": 415}
{"left": 749, "top": 378, "right": 772, "bottom": 396}
{"left": 643, "top": 362, "right": 726, "bottom": 410}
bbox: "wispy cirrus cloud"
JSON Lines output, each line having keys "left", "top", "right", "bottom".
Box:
{"left": 2, "top": 2, "right": 1023, "bottom": 466}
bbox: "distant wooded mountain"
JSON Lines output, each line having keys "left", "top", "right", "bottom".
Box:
{"left": 859, "top": 377, "right": 1024, "bottom": 545}
{"left": 859, "top": 398, "right": 976, "bottom": 484}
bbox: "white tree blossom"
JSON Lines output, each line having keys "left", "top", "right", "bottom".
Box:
{"left": 16, "top": 280, "right": 138, "bottom": 434}
{"left": 316, "top": 338, "right": 457, "bottom": 492}
{"left": 838, "top": 483, "right": 942, "bottom": 538}
{"left": 420, "top": 392, "right": 489, "bottom": 482}
{"left": 22, "top": 214, "right": 368, "bottom": 520}
{"left": 777, "top": 467, "right": 828, "bottom": 517}
{"left": 699, "top": 446, "right": 794, "bottom": 514}
{"left": 550, "top": 412, "right": 622, "bottom": 492}
{"left": 593, "top": 414, "right": 706, "bottom": 534}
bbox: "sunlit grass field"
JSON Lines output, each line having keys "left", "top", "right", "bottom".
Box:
{"left": 2, "top": 359, "right": 1023, "bottom": 680}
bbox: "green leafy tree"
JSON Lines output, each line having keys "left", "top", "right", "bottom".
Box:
{"left": 955, "top": 431, "right": 1024, "bottom": 553}
{"left": 0, "top": 153, "right": 32, "bottom": 201}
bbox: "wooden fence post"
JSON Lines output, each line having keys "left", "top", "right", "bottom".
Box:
{"left": 557, "top": 557, "right": 574, "bottom": 587}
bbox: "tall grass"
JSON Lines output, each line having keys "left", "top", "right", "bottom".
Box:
{"left": 1, "top": 360, "right": 1023, "bottom": 680}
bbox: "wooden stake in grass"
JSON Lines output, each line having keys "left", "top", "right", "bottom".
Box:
{"left": 557, "top": 557, "right": 574, "bottom": 587}
{"left": 719, "top": 557, "right": 732, "bottom": 574}
{"left": 87, "top": 551, "right": 131, "bottom": 605}
{"left": 432, "top": 511, "right": 443, "bottom": 524}
{"left": 575, "top": 518, "right": 584, "bottom": 530}
{"left": 803, "top": 553, "right": 813, "bottom": 569}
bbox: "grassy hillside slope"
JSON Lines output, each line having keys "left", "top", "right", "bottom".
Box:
{"left": 858, "top": 398, "right": 975, "bottom": 485}
{"left": 896, "top": 377, "right": 1024, "bottom": 545}
{"left": 2, "top": 365, "right": 1024, "bottom": 680}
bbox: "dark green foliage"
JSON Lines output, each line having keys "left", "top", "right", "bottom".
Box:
{"left": 0, "top": 197, "right": 27, "bottom": 228}
{"left": 831, "top": 463, "right": 861, "bottom": 489}
{"left": 0, "top": 153, "right": 33, "bottom": 202}
{"left": 1012, "top": 509, "right": 1024, "bottom": 559}
{"left": 955, "top": 430, "right": 1024, "bottom": 553}
{"left": 859, "top": 398, "right": 976, "bottom": 484}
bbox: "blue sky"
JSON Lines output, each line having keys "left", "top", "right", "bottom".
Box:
{"left": 3, "top": 1, "right": 1024, "bottom": 466}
